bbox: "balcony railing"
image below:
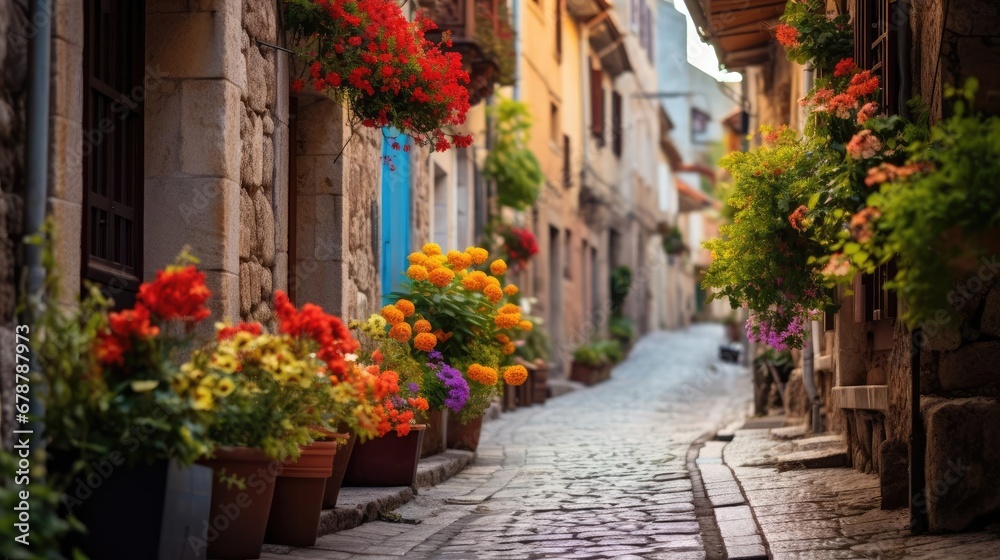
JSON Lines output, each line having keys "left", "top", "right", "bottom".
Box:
{"left": 429, "top": 0, "right": 513, "bottom": 105}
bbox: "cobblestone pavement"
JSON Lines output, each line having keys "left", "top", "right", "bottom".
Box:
{"left": 262, "top": 324, "right": 751, "bottom": 559}
{"left": 724, "top": 428, "right": 1000, "bottom": 560}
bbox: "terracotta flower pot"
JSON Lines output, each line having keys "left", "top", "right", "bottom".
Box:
{"left": 343, "top": 424, "right": 426, "bottom": 487}
{"left": 532, "top": 364, "right": 549, "bottom": 404}
{"left": 571, "top": 361, "right": 602, "bottom": 385}
{"left": 447, "top": 414, "right": 484, "bottom": 451}
{"left": 198, "top": 447, "right": 277, "bottom": 560}
{"left": 322, "top": 432, "right": 355, "bottom": 509}
{"left": 264, "top": 441, "right": 337, "bottom": 548}
{"left": 420, "top": 409, "right": 447, "bottom": 458}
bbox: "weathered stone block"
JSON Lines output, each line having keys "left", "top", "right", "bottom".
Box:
{"left": 238, "top": 261, "right": 252, "bottom": 316}
{"left": 180, "top": 80, "right": 242, "bottom": 179}
{"left": 294, "top": 259, "right": 345, "bottom": 313}
{"left": 144, "top": 177, "right": 241, "bottom": 275}
{"left": 143, "top": 79, "right": 183, "bottom": 178}
{"left": 242, "top": 0, "right": 277, "bottom": 42}
{"left": 245, "top": 44, "right": 269, "bottom": 114}
{"left": 938, "top": 341, "right": 1000, "bottom": 391}
{"left": 253, "top": 188, "right": 275, "bottom": 266}
{"left": 878, "top": 439, "right": 908, "bottom": 510}
{"left": 239, "top": 188, "right": 253, "bottom": 260}
{"left": 980, "top": 287, "right": 1000, "bottom": 338}
{"left": 49, "top": 198, "right": 82, "bottom": 305}
{"left": 272, "top": 251, "right": 288, "bottom": 293}
{"left": 261, "top": 133, "right": 274, "bottom": 190}
{"left": 50, "top": 37, "right": 83, "bottom": 122}
{"left": 297, "top": 99, "right": 346, "bottom": 157}
{"left": 922, "top": 396, "right": 1000, "bottom": 532}
{"left": 146, "top": 5, "right": 241, "bottom": 83}
{"left": 203, "top": 269, "right": 240, "bottom": 323}
{"left": 54, "top": 0, "right": 85, "bottom": 45}
{"left": 48, "top": 115, "right": 83, "bottom": 205}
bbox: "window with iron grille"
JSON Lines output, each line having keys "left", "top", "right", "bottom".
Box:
{"left": 590, "top": 65, "right": 605, "bottom": 146}
{"left": 83, "top": 0, "right": 145, "bottom": 306}
{"left": 853, "top": 0, "right": 899, "bottom": 113}
{"left": 611, "top": 91, "right": 623, "bottom": 158}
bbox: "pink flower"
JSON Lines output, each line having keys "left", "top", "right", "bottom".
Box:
{"left": 857, "top": 102, "right": 878, "bottom": 124}
{"left": 846, "top": 130, "right": 882, "bottom": 160}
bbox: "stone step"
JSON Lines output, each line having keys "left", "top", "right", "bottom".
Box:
{"left": 775, "top": 447, "right": 849, "bottom": 470}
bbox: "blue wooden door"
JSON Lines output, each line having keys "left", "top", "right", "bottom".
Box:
{"left": 381, "top": 132, "right": 411, "bottom": 302}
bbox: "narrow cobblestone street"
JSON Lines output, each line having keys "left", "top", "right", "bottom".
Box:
{"left": 263, "top": 324, "right": 751, "bottom": 559}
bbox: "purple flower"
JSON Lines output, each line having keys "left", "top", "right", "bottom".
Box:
{"left": 408, "top": 382, "right": 420, "bottom": 394}
{"left": 435, "top": 362, "right": 469, "bottom": 413}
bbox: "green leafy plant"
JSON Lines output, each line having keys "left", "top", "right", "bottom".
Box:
{"left": 595, "top": 339, "right": 624, "bottom": 364}
{"left": 0, "top": 451, "right": 81, "bottom": 560}
{"left": 608, "top": 315, "right": 634, "bottom": 344}
{"left": 773, "top": 0, "right": 852, "bottom": 72}
{"left": 484, "top": 97, "right": 544, "bottom": 210}
{"left": 865, "top": 81, "right": 1000, "bottom": 325}
{"left": 610, "top": 266, "right": 633, "bottom": 315}
{"left": 659, "top": 223, "right": 686, "bottom": 256}
{"left": 572, "top": 342, "right": 604, "bottom": 366}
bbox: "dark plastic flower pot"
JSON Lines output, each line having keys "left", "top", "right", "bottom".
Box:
{"left": 66, "top": 460, "right": 211, "bottom": 560}
{"left": 322, "top": 433, "right": 355, "bottom": 509}
{"left": 264, "top": 441, "right": 337, "bottom": 548}
{"left": 198, "top": 447, "right": 277, "bottom": 560}
{"left": 343, "top": 425, "right": 426, "bottom": 487}
{"left": 446, "top": 414, "right": 484, "bottom": 451}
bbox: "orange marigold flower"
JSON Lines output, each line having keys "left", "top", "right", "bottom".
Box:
{"left": 381, "top": 305, "right": 405, "bottom": 325}
{"left": 422, "top": 242, "right": 442, "bottom": 256}
{"left": 461, "top": 275, "right": 482, "bottom": 291}
{"left": 389, "top": 322, "right": 412, "bottom": 343}
{"left": 467, "top": 364, "right": 499, "bottom": 385}
{"left": 484, "top": 284, "right": 503, "bottom": 303}
{"left": 433, "top": 329, "right": 453, "bottom": 342}
{"left": 408, "top": 397, "right": 430, "bottom": 411}
{"left": 496, "top": 334, "right": 511, "bottom": 344}
{"left": 413, "top": 319, "right": 432, "bottom": 333}
{"left": 504, "top": 284, "right": 519, "bottom": 296}
{"left": 408, "top": 252, "right": 428, "bottom": 266}
{"left": 372, "top": 349, "right": 384, "bottom": 364}
{"left": 466, "top": 247, "right": 489, "bottom": 264}
{"left": 447, "top": 250, "right": 472, "bottom": 269}
{"left": 503, "top": 365, "right": 529, "bottom": 386}
{"left": 498, "top": 303, "right": 521, "bottom": 315}
{"left": 519, "top": 320, "right": 533, "bottom": 331}
{"left": 495, "top": 312, "right": 521, "bottom": 329}
{"left": 407, "top": 264, "right": 429, "bottom": 281}
{"left": 490, "top": 259, "right": 507, "bottom": 275}
{"left": 502, "top": 342, "right": 516, "bottom": 355}
{"left": 485, "top": 276, "right": 501, "bottom": 287}
{"left": 414, "top": 332, "right": 438, "bottom": 352}
{"left": 394, "top": 299, "right": 416, "bottom": 317}
{"left": 429, "top": 267, "right": 456, "bottom": 287}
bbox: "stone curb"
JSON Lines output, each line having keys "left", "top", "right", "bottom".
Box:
{"left": 697, "top": 439, "right": 769, "bottom": 559}
{"left": 277, "top": 449, "right": 476, "bottom": 545}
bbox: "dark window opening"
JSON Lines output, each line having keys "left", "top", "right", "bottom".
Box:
{"left": 611, "top": 91, "right": 623, "bottom": 158}
{"left": 83, "top": 0, "right": 146, "bottom": 307}
{"left": 590, "top": 65, "right": 605, "bottom": 146}
{"left": 562, "top": 134, "right": 571, "bottom": 188}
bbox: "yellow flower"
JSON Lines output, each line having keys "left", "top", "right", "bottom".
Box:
{"left": 504, "top": 284, "right": 519, "bottom": 296}
{"left": 408, "top": 252, "right": 428, "bottom": 266}
{"left": 407, "top": 264, "right": 429, "bottom": 281}
{"left": 213, "top": 377, "right": 236, "bottom": 397}
{"left": 394, "top": 299, "right": 416, "bottom": 317}
{"left": 213, "top": 353, "right": 239, "bottom": 373}
{"left": 502, "top": 342, "right": 516, "bottom": 355}
{"left": 429, "top": 267, "right": 456, "bottom": 287}
{"left": 381, "top": 305, "right": 405, "bottom": 325}
{"left": 495, "top": 312, "right": 521, "bottom": 329}
{"left": 490, "top": 259, "right": 507, "bottom": 275}
{"left": 422, "top": 243, "right": 442, "bottom": 256}
{"left": 466, "top": 247, "right": 489, "bottom": 264}
{"left": 389, "top": 322, "right": 412, "bottom": 343}
{"left": 193, "top": 386, "right": 214, "bottom": 411}
{"left": 414, "top": 319, "right": 432, "bottom": 333}
{"left": 483, "top": 284, "right": 503, "bottom": 304}
{"left": 171, "top": 374, "right": 190, "bottom": 394}
{"left": 503, "top": 365, "right": 529, "bottom": 386}
{"left": 498, "top": 303, "right": 521, "bottom": 315}
{"left": 457, "top": 269, "right": 468, "bottom": 278}
{"left": 519, "top": 320, "right": 533, "bottom": 331}
{"left": 414, "top": 332, "right": 438, "bottom": 352}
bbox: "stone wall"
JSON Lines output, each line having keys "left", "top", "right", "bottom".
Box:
{"left": 238, "top": 0, "right": 280, "bottom": 325}
{"left": 0, "top": 0, "right": 27, "bottom": 450}
{"left": 293, "top": 97, "right": 381, "bottom": 321}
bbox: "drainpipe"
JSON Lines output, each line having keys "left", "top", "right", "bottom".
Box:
{"left": 23, "top": 0, "right": 52, "bottom": 458}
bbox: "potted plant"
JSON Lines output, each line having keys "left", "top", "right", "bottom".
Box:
{"left": 571, "top": 342, "right": 605, "bottom": 386}
{"left": 372, "top": 243, "right": 531, "bottom": 453}
{"left": 513, "top": 300, "right": 550, "bottom": 405}
{"left": 35, "top": 247, "right": 214, "bottom": 560}
{"left": 284, "top": 0, "right": 473, "bottom": 152}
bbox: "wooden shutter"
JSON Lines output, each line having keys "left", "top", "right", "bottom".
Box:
{"left": 853, "top": 260, "right": 898, "bottom": 323}
{"left": 612, "top": 91, "right": 623, "bottom": 158}
{"left": 562, "top": 134, "right": 571, "bottom": 187}
{"left": 83, "top": 0, "right": 145, "bottom": 306}
{"left": 590, "top": 66, "right": 605, "bottom": 146}
{"left": 554, "top": 0, "right": 562, "bottom": 62}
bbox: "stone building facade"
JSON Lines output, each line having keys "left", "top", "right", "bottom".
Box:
{"left": 686, "top": 0, "right": 1000, "bottom": 533}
